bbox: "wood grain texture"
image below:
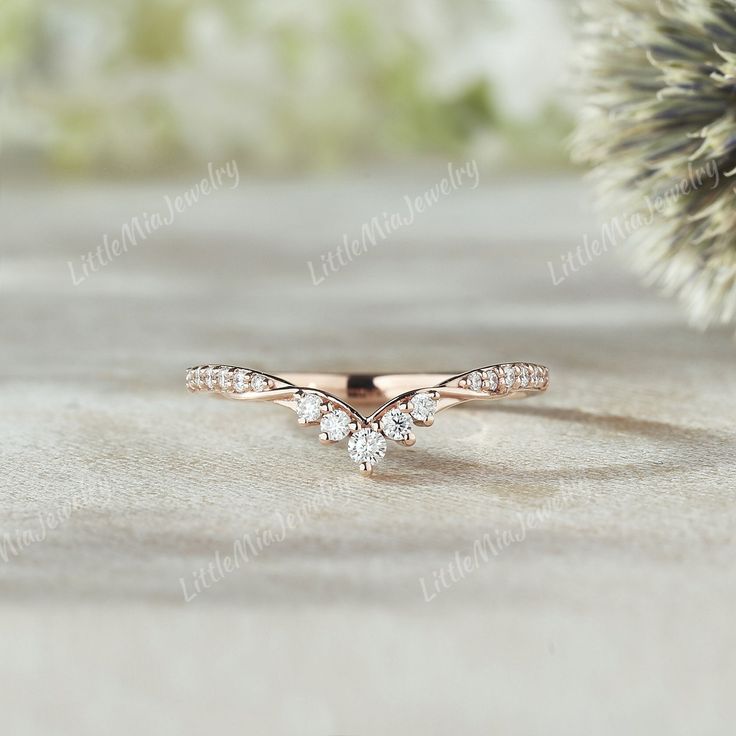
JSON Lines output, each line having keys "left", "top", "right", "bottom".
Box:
{"left": 1, "top": 173, "right": 735, "bottom": 735}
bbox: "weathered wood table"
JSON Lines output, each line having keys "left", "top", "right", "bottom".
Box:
{"left": 1, "top": 172, "right": 734, "bottom": 734}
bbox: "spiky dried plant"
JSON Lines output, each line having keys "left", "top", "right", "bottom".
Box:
{"left": 572, "top": 0, "right": 736, "bottom": 328}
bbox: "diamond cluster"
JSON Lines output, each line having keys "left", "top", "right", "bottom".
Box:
{"left": 321, "top": 392, "right": 438, "bottom": 474}
{"left": 458, "top": 363, "right": 548, "bottom": 394}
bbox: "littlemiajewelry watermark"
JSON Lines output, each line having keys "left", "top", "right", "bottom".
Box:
{"left": 548, "top": 159, "right": 720, "bottom": 286}
{"left": 419, "top": 482, "right": 587, "bottom": 602}
{"left": 179, "top": 481, "right": 343, "bottom": 602}
{"left": 67, "top": 160, "right": 240, "bottom": 286}
{"left": 308, "top": 160, "right": 480, "bottom": 286}
{"left": 0, "top": 474, "right": 112, "bottom": 562}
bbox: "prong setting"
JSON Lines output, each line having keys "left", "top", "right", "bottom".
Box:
{"left": 187, "top": 363, "right": 549, "bottom": 475}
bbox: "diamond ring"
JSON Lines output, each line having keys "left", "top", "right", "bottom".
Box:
{"left": 186, "top": 363, "right": 549, "bottom": 476}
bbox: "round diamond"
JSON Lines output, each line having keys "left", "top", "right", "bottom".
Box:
{"left": 466, "top": 371, "right": 483, "bottom": 392}
{"left": 203, "top": 366, "right": 214, "bottom": 390}
{"left": 232, "top": 369, "right": 247, "bottom": 393}
{"left": 348, "top": 429, "right": 387, "bottom": 464}
{"left": 186, "top": 369, "right": 196, "bottom": 390}
{"left": 502, "top": 365, "right": 516, "bottom": 390}
{"left": 320, "top": 409, "right": 351, "bottom": 441}
{"left": 519, "top": 365, "right": 530, "bottom": 388}
{"left": 250, "top": 373, "right": 269, "bottom": 392}
{"left": 218, "top": 368, "right": 230, "bottom": 391}
{"left": 487, "top": 369, "right": 499, "bottom": 392}
{"left": 410, "top": 393, "right": 437, "bottom": 422}
{"left": 380, "top": 409, "right": 413, "bottom": 441}
{"left": 296, "top": 393, "right": 323, "bottom": 422}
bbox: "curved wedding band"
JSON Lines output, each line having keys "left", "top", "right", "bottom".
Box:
{"left": 186, "top": 363, "right": 549, "bottom": 476}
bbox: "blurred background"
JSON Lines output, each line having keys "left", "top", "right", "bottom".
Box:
{"left": 1, "top": 0, "right": 573, "bottom": 176}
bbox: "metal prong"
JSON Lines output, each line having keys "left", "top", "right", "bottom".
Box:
{"left": 359, "top": 462, "right": 373, "bottom": 477}
{"left": 370, "top": 421, "right": 380, "bottom": 432}
{"left": 398, "top": 402, "right": 409, "bottom": 412}
{"left": 318, "top": 432, "right": 331, "bottom": 445}
{"left": 348, "top": 421, "right": 358, "bottom": 432}
{"left": 402, "top": 432, "right": 416, "bottom": 447}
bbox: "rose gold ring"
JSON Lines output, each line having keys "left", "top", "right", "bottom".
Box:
{"left": 186, "top": 363, "right": 549, "bottom": 476}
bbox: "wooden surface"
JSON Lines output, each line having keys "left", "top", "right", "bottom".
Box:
{"left": 1, "top": 172, "right": 735, "bottom": 734}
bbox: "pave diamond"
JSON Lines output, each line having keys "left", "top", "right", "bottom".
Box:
{"left": 218, "top": 368, "right": 230, "bottom": 391}
{"left": 502, "top": 365, "right": 516, "bottom": 390}
{"left": 186, "top": 369, "right": 195, "bottom": 390}
{"left": 320, "top": 409, "right": 351, "bottom": 441}
{"left": 296, "top": 393, "right": 323, "bottom": 422}
{"left": 410, "top": 392, "right": 437, "bottom": 422}
{"left": 232, "top": 369, "right": 248, "bottom": 393}
{"left": 466, "top": 371, "right": 483, "bottom": 392}
{"left": 348, "top": 429, "right": 387, "bottom": 464}
{"left": 519, "top": 365, "right": 530, "bottom": 388}
{"left": 487, "top": 369, "right": 499, "bottom": 392}
{"left": 250, "top": 373, "right": 269, "bottom": 392}
{"left": 203, "top": 366, "right": 214, "bottom": 390}
{"left": 380, "top": 409, "right": 413, "bottom": 441}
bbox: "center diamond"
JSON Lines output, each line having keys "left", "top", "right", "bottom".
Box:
{"left": 348, "top": 429, "right": 387, "bottom": 464}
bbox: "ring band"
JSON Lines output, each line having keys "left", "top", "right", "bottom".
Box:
{"left": 186, "top": 363, "right": 549, "bottom": 476}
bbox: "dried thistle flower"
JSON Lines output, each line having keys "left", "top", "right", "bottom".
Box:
{"left": 572, "top": 0, "right": 736, "bottom": 328}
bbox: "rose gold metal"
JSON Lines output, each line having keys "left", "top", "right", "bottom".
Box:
{"left": 186, "top": 363, "right": 549, "bottom": 475}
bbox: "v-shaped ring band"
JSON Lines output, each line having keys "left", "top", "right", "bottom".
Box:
{"left": 187, "top": 363, "right": 549, "bottom": 475}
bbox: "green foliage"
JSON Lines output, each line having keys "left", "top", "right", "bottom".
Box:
{"left": 3, "top": 0, "right": 571, "bottom": 174}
